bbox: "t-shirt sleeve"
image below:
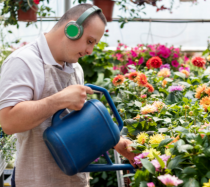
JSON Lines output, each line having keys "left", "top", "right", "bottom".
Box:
{"left": 0, "top": 57, "right": 34, "bottom": 110}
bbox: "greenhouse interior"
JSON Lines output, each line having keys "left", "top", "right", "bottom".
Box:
{"left": 0, "top": 0, "right": 210, "bottom": 187}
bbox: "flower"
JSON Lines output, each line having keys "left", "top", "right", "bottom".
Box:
{"left": 165, "top": 149, "right": 171, "bottom": 156}
{"left": 141, "top": 105, "right": 157, "bottom": 115}
{"left": 152, "top": 101, "right": 166, "bottom": 112}
{"left": 138, "top": 57, "right": 144, "bottom": 65}
{"left": 133, "top": 114, "right": 140, "bottom": 120}
{"left": 171, "top": 60, "right": 179, "bottom": 67}
{"left": 137, "top": 132, "right": 148, "bottom": 144}
{"left": 128, "top": 72, "right": 139, "bottom": 81}
{"left": 180, "top": 69, "right": 190, "bottom": 78}
{"left": 137, "top": 73, "right": 147, "bottom": 86}
{"left": 179, "top": 66, "right": 190, "bottom": 72}
{"left": 149, "top": 134, "right": 165, "bottom": 144}
{"left": 192, "top": 56, "right": 206, "bottom": 68}
{"left": 33, "top": 0, "right": 40, "bottom": 4}
{"left": 207, "top": 56, "right": 210, "bottom": 62}
{"left": 149, "top": 56, "right": 163, "bottom": 68}
{"left": 205, "top": 87, "right": 210, "bottom": 96}
{"left": 166, "top": 135, "right": 180, "bottom": 148}
{"left": 203, "top": 179, "right": 210, "bottom": 187}
{"left": 141, "top": 94, "right": 147, "bottom": 99}
{"left": 158, "top": 174, "right": 183, "bottom": 187}
{"left": 151, "top": 155, "right": 170, "bottom": 171}
{"left": 162, "top": 79, "right": 167, "bottom": 88}
{"left": 157, "top": 68, "right": 171, "bottom": 78}
{"left": 112, "top": 75, "right": 125, "bottom": 86}
{"left": 143, "top": 148, "right": 161, "bottom": 160}
{"left": 195, "top": 84, "right": 206, "bottom": 99}
{"left": 144, "top": 83, "right": 155, "bottom": 93}
{"left": 168, "top": 85, "right": 183, "bottom": 92}
{"left": 147, "top": 182, "right": 155, "bottom": 187}
{"left": 200, "top": 96, "right": 210, "bottom": 112}
{"left": 146, "top": 59, "right": 152, "bottom": 69}
{"left": 134, "top": 152, "right": 149, "bottom": 165}
{"left": 160, "top": 64, "right": 170, "bottom": 69}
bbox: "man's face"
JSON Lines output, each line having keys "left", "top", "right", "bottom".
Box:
{"left": 63, "top": 16, "right": 105, "bottom": 63}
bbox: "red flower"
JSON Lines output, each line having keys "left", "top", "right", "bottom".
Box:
{"left": 33, "top": 0, "right": 40, "bottom": 4}
{"left": 112, "top": 75, "right": 125, "bottom": 86}
{"left": 105, "top": 29, "right": 109, "bottom": 32}
{"left": 144, "top": 83, "right": 154, "bottom": 93}
{"left": 192, "top": 57, "right": 206, "bottom": 68}
{"left": 128, "top": 72, "right": 139, "bottom": 81}
{"left": 149, "top": 56, "right": 162, "bottom": 68}
{"left": 137, "top": 73, "right": 147, "bottom": 86}
{"left": 146, "top": 59, "right": 152, "bottom": 69}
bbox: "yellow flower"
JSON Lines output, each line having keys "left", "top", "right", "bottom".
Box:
{"left": 137, "top": 132, "right": 148, "bottom": 144}
{"left": 203, "top": 179, "right": 210, "bottom": 187}
{"left": 149, "top": 134, "right": 165, "bottom": 144}
{"left": 165, "top": 149, "right": 171, "bottom": 156}
{"left": 200, "top": 96, "right": 210, "bottom": 112}
{"left": 157, "top": 68, "right": 171, "bottom": 78}
{"left": 141, "top": 104, "right": 157, "bottom": 115}
{"left": 143, "top": 148, "right": 160, "bottom": 160}
{"left": 162, "top": 79, "right": 167, "bottom": 88}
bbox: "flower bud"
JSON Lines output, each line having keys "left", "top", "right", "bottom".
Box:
{"left": 189, "top": 111, "right": 193, "bottom": 116}
{"left": 207, "top": 55, "right": 210, "bottom": 62}
{"left": 141, "top": 94, "right": 147, "bottom": 99}
{"left": 191, "top": 140, "right": 195, "bottom": 143}
{"left": 144, "top": 116, "right": 148, "bottom": 119}
{"left": 184, "top": 105, "right": 190, "bottom": 110}
{"left": 120, "top": 109, "right": 125, "bottom": 113}
{"left": 148, "top": 118, "right": 152, "bottom": 122}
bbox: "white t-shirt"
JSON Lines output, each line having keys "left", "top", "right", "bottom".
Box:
{"left": 0, "top": 33, "right": 83, "bottom": 109}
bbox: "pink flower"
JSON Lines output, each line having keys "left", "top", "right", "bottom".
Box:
{"left": 116, "top": 47, "right": 120, "bottom": 50}
{"left": 116, "top": 53, "right": 123, "bottom": 60}
{"left": 138, "top": 57, "right": 144, "bottom": 65}
{"left": 151, "top": 155, "right": 170, "bottom": 171}
{"left": 134, "top": 152, "right": 149, "bottom": 165}
{"left": 127, "top": 58, "right": 136, "bottom": 66}
{"left": 118, "top": 43, "right": 124, "bottom": 47}
{"left": 149, "top": 52, "right": 156, "bottom": 56}
{"left": 124, "top": 73, "right": 130, "bottom": 78}
{"left": 147, "top": 182, "right": 155, "bottom": 187}
{"left": 179, "top": 66, "right": 190, "bottom": 72}
{"left": 137, "top": 44, "right": 144, "bottom": 48}
{"left": 124, "top": 45, "right": 128, "bottom": 49}
{"left": 120, "top": 66, "right": 128, "bottom": 74}
{"left": 131, "top": 50, "right": 138, "bottom": 58}
{"left": 158, "top": 174, "right": 183, "bottom": 187}
{"left": 33, "top": 0, "right": 40, "bottom": 4}
{"left": 141, "top": 94, "right": 147, "bottom": 99}
{"left": 171, "top": 60, "right": 179, "bottom": 67}
{"left": 184, "top": 55, "right": 189, "bottom": 62}
{"left": 173, "top": 53, "right": 179, "bottom": 58}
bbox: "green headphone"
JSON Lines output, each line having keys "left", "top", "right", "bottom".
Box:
{"left": 64, "top": 6, "right": 102, "bottom": 40}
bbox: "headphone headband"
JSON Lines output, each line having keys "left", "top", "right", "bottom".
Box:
{"left": 76, "top": 6, "right": 101, "bottom": 26}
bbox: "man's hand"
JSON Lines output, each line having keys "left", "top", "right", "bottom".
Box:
{"left": 54, "top": 85, "right": 93, "bottom": 111}
{"left": 114, "top": 137, "right": 136, "bottom": 168}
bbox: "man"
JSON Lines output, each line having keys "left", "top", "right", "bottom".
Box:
{"left": 0, "top": 4, "right": 136, "bottom": 187}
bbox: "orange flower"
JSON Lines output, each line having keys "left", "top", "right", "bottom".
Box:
{"left": 195, "top": 84, "right": 206, "bottom": 99}
{"left": 152, "top": 101, "right": 166, "bottom": 112}
{"left": 128, "top": 72, "right": 139, "bottom": 81}
{"left": 166, "top": 135, "right": 179, "bottom": 148}
{"left": 157, "top": 68, "right": 171, "bottom": 78}
{"left": 205, "top": 87, "right": 210, "bottom": 96}
{"left": 137, "top": 73, "right": 147, "bottom": 86}
{"left": 200, "top": 96, "right": 210, "bottom": 111}
{"left": 144, "top": 83, "right": 154, "bottom": 93}
{"left": 146, "top": 59, "right": 152, "bottom": 69}
{"left": 112, "top": 75, "right": 125, "bottom": 86}
{"left": 162, "top": 79, "right": 167, "bottom": 88}
{"left": 133, "top": 114, "right": 140, "bottom": 120}
{"left": 181, "top": 70, "right": 190, "bottom": 78}
{"left": 192, "top": 56, "right": 206, "bottom": 68}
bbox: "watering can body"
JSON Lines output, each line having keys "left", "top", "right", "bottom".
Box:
{"left": 43, "top": 84, "right": 134, "bottom": 176}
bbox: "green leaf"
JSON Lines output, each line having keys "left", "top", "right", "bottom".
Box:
{"left": 140, "top": 181, "right": 148, "bottom": 187}
{"left": 201, "top": 177, "right": 208, "bottom": 184}
{"left": 101, "top": 171, "right": 107, "bottom": 180}
{"left": 204, "top": 147, "right": 210, "bottom": 157}
{"left": 158, "top": 128, "right": 169, "bottom": 133}
{"left": 185, "top": 91, "right": 195, "bottom": 99}
{"left": 174, "top": 72, "right": 186, "bottom": 79}
{"left": 206, "top": 171, "right": 210, "bottom": 178}
{"left": 165, "top": 78, "right": 173, "bottom": 82}
{"left": 178, "top": 144, "right": 193, "bottom": 153}
{"left": 140, "top": 158, "right": 155, "bottom": 174}
{"left": 134, "top": 100, "right": 142, "bottom": 108}
{"left": 166, "top": 92, "right": 176, "bottom": 103}
{"left": 186, "top": 133, "right": 196, "bottom": 143}
{"left": 182, "top": 167, "right": 197, "bottom": 175}
{"left": 173, "top": 126, "right": 188, "bottom": 133}
{"left": 183, "top": 178, "right": 199, "bottom": 187}
{"left": 158, "top": 138, "right": 173, "bottom": 149}
{"left": 153, "top": 117, "right": 164, "bottom": 122}
{"left": 123, "top": 173, "right": 135, "bottom": 178}
{"left": 178, "top": 81, "right": 192, "bottom": 88}
{"left": 167, "top": 155, "right": 185, "bottom": 169}
{"left": 153, "top": 152, "right": 165, "bottom": 169}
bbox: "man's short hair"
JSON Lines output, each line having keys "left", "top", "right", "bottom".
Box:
{"left": 54, "top": 4, "right": 107, "bottom": 29}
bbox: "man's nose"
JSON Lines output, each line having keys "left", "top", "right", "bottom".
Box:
{"left": 85, "top": 46, "right": 94, "bottom": 55}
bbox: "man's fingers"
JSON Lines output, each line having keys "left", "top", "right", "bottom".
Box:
{"left": 85, "top": 86, "right": 93, "bottom": 95}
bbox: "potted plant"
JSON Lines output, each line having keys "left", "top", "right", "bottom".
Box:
{"left": 0, "top": 0, "right": 54, "bottom": 28}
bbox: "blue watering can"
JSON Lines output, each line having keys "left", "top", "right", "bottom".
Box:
{"left": 43, "top": 84, "right": 134, "bottom": 176}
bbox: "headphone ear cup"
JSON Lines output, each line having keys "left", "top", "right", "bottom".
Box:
{"left": 65, "top": 22, "right": 81, "bottom": 40}
{"left": 76, "top": 25, "right": 84, "bottom": 40}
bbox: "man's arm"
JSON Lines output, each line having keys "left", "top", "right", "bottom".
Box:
{"left": 0, "top": 85, "right": 93, "bottom": 135}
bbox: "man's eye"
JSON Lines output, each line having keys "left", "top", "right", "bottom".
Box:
{"left": 88, "top": 41, "right": 93, "bottom": 44}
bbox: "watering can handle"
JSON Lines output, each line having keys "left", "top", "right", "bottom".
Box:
{"left": 85, "top": 84, "right": 124, "bottom": 131}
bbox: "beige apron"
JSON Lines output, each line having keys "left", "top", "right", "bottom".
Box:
{"left": 15, "top": 64, "right": 89, "bottom": 187}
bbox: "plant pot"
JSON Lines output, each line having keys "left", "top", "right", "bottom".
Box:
{"left": 18, "top": 6, "right": 38, "bottom": 22}
{"left": 93, "top": 0, "right": 115, "bottom": 22}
